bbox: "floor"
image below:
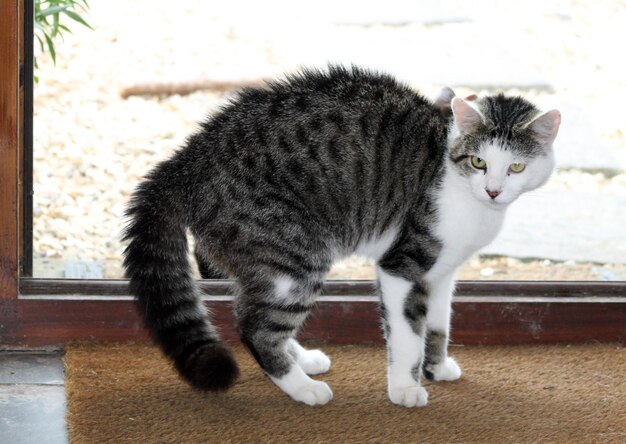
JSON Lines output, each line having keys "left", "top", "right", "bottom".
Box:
{"left": 0, "top": 351, "right": 67, "bottom": 444}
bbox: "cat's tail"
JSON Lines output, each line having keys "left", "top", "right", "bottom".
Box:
{"left": 122, "top": 162, "right": 239, "bottom": 391}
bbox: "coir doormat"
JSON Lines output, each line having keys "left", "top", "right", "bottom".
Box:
{"left": 65, "top": 343, "right": 626, "bottom": 443}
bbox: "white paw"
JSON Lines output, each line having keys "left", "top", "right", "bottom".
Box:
{"left": 389, "top": 385, "right": 429, "bottom": 408}
{"left": 427, "top": 357, "right": 462, "bottom": 382}
{"left": 270, "top": 365, "right": 333, "bottom": 406}
{"left": 291, "top": 380, "right": 334, "bottom": 406}
{"left": 297, "top": 349, "right": 331, "bottom": 375}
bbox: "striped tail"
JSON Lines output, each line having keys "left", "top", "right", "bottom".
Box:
{"left": 122, "top": 165, "right": 238, "bottom": 391}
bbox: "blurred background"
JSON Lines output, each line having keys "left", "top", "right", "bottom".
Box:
{"left": 32, "top": 0, "right": 626, "bottom": 281}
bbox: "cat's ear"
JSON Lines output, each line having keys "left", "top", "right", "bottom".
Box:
{"left": 433, "top": 87, "right": 456, "bottom": 118}
{"left": 451, "top": 97, "right": 484, "bottom": 134}
{"left": 434, "top": 86, "right": 456, "bottom": 112}
{"left": 528, "top": 109, "right": 561, "bottom": 146}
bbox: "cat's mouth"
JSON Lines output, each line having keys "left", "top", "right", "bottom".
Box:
{"left": 481, "top": 195, "right": 509, "bottom": 208}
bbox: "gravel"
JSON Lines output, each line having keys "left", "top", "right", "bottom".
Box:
{"left": 33, "top": 0, "right": 626, "bottom": 280}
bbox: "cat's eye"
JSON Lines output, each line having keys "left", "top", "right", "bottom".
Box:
{"left": 509, "top": 163, "right": 526, "bottom": 173}
{"left": 470, "top": 156, "right": 487, "bottom": 170}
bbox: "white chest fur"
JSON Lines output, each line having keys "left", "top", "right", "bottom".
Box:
{"left": 346, "top": 165, "right": 507, "bottom": 281}
{"left": 427, "top": 167, "right": 507, "bottom": 281}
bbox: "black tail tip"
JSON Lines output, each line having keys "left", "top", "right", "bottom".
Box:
{"left": 178, "top": 343, "right": 240, "bottom": 392}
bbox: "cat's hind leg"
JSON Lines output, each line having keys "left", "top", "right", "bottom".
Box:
{"left": 236, "top": 278, "right": 333, "bottom": 406}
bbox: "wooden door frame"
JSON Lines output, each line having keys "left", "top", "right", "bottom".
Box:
{"left": 1, "top": 0, "right": 20, "bottom": 302}
{"left": 1, "top": 0, "right": 624, "bottom": 349}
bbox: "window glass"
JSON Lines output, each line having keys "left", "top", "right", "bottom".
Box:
{"left": 33, "top": 1, "right": 626, "bottom": 281}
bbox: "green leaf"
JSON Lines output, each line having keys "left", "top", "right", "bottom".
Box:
{"left": 36, "top": 5, "right": 68, "bottom": 18}
{"left": 43, "top": 31, "right": 57, "bottom": 65}
{"left": 63, "top": 10, "right": 93, "bottom": 30}
{"left": 35, "top": 34, "right": 45, "bottom": 52}
{"left": 52, "top": 11, "right": 60, "bottom": 37}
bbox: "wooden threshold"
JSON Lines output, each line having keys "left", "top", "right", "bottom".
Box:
{"left": 1, "top": 278, "right": 623, "bottom": 348}
{"left": 19, "top": 278, "right": 626, "bottom": 298}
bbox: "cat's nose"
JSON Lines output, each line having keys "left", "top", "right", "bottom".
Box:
{"left": 486, "top": 189, "right": 501, "bottom": 199}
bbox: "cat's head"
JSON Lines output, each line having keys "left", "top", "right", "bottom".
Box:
{"left": 446, "top": 93, "right": 561, "bottom": 207}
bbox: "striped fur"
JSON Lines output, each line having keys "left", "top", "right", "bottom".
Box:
{"left": 123, "top": 66, "right": 559, "bottom": 405}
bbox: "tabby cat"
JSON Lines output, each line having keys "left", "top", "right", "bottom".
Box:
{"left": 123, "top": 66, "right": 560, "bottom": 407}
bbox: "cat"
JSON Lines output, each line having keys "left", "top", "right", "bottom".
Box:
{"left": 123, "top": 66, "right": 560, "bottom": 407}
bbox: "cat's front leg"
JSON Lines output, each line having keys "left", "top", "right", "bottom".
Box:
{"left": 378, "top": 267, "right": 430, "bottom": 408}
{"left": 423, "top": 272, "right": 462, "bottom": 382}
{"left": 287, "top": 338, "right": 331, "bottom": 375}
